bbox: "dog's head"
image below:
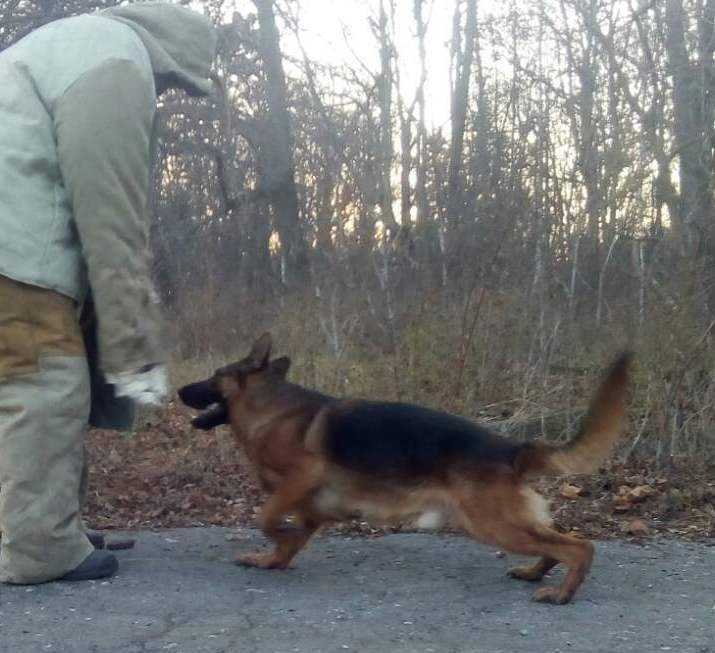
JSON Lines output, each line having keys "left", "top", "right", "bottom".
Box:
{"left": 177, "top": 333, "right": 291, "bottom": 429}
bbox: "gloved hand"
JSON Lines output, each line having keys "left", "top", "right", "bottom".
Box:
{"left": 106, "top": 364, "right": 168, "bottom": 406}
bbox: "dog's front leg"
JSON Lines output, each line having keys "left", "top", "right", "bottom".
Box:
{"left": 235, "top": 458, "right": 324, "bottom": 569}
{"left": 236, "top": 521, "right": 318, "bottom": 570}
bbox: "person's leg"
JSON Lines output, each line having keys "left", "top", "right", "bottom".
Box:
{"left": 78, "top": 445, "right": 89, "bottom": 513}
{"left": 76, "top": 447, "right": 107, "bottom": 550}
{"left": 0, "top": 276, "right": 97, "bottom": 583}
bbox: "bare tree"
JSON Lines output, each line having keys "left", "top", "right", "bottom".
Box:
{"left": 664, "top": 0, "right": 715, "bottom": 265}
{"left": 254, "top": 0, "right": 308, "bottom": 286}
{"left": 446, "top": 0, "right": 478, "bottom": 271}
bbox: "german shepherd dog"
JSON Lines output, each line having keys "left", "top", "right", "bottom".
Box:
{"left": 179, "top": 334, "right": 630, "bottom": 604}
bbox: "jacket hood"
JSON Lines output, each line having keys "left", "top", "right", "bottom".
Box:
{"left": 102, "top": 2, "right": 217, "bottom": 96}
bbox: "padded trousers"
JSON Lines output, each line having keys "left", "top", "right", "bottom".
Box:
{"left": 0, "top": 275, "right": 93, "bottom": 583}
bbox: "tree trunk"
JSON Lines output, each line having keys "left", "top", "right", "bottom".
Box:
{"left": 664, "top": 0, "right": 715, "bottom": 258}
{"left": 574, "top": 0, "right": 602, "bottom": 286}
{"left": 254, "top": 0, "right": 308, "bottom": 286}
{"left": 413, "top": 0, "right": 429, "bottom": 227}
{"left": 446, "top": 0, "right": 477, "bottom": 253}
{"left": 385, "top": 0, "right": 413, "bottom": 231}
{"left": 376, "top": 0, "right": 398, "bottom": 237}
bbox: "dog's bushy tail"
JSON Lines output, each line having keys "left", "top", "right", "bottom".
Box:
{"left": 514, "top": 353, "right": 632, "bottom": 479}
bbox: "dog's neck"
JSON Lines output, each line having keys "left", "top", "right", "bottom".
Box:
{"left": 226, "top": 379, "right": 327, "bottom": 445}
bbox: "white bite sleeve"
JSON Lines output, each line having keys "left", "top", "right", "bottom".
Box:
{"left": 106, "top": 365, "right": 168, "bottom": 407}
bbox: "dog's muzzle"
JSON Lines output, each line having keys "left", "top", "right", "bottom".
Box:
{"left": 177, "top": 379, "right": 221, "bottom": 409}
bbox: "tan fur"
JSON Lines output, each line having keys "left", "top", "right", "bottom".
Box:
{"left": 514, "top": 353, "right": 630, "bottom": 478}
{"left": 184, "top": 336, "right": 630, "bottom": 604}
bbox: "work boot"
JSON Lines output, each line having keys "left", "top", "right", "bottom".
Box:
{"left": 86, "top": 532, "right": 105, "bottom": 549}
{"left": 59, "top": 551, "right": 118, "bottom": 582}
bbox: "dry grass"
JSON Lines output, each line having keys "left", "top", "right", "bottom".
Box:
{"left": 168, "top": 289, "right": 715, "bottom": 464}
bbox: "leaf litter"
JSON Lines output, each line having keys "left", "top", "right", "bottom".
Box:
{"left": 85, "top": 404, "right": 715, "bottom": 541}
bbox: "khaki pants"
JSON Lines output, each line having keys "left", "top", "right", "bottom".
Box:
{"left": 0, "top": 275, "right": 93, "bottom": 583}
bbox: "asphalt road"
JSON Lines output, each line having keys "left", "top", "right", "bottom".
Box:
{"left": 1, "top": 528, "right": 713, "bottom": 653}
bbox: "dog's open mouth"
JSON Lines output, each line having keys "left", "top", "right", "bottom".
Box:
{"left": 178, "top": 380, "right": 228, "bottom": 430}
{"left": 191, "top": 402, "right": 228, "bottom": 430}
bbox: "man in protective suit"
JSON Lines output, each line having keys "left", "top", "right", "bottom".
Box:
{"left": 0, "top": 2, "right": 217, "bottom": 583}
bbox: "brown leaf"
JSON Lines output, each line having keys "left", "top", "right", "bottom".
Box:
{"left": 624, "top": 519, "right": 649, "bottom": 536}
{"left": 560, "top": 483, "right": 584, "bottom": 500}
{"left": 628, "top": 485, "right": 655, "bottom": 503}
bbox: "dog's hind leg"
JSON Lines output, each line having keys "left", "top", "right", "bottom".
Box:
{"left": 451, "top": 479, "right": 594, "bottom": 604}
{"left": 507, "top": 556, "right": 558, "bottom": 581}
{"left": 519, "top": 530, "right": 593, "bottom": 604}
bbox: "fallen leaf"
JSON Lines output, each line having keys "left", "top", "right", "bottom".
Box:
{"left": 624, "top": 519, "right": 649, "bottom": 536}
{"left": 628, "top": 485, "right": 655, "bottom": 503}
{"left": 560, "top": 483, "right": 584, "bottom": 500}
{"left": 612, "top": 495, "right": 633, "bottom": 513}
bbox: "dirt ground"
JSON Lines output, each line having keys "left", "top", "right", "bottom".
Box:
{"left": 85, "top": 403, "right": 715, "bottom": 541}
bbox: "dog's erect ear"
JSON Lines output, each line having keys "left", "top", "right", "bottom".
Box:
{"left": 248, "top": 332, "right": 272, "bottom": 369}
{"left": 269, "top": 356, "right": 291, "bottom": 378}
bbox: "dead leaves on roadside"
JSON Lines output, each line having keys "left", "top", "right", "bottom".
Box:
{"left": 612, "top": 484, "right": 656, "bottom": 512}
{"left": 560, "top": 483, "right": 586, "bottom": 500}
{"left": 622, "top": 518, "right": 650, "bottom": 537}
{"left": 543, "top": 464, "right": 715, "bottom": 541}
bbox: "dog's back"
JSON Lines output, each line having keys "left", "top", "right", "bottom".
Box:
{"left": 322, "top": 401, "right": 521, "bottom": 480}
{"left": 317, "top": 352, "right": 630, "bottom": 486}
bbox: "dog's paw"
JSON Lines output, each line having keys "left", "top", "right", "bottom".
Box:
{"left": 507, "top": 565, "right": 545, "bottom": 582}
{"left": 532, "top": 586, "right": 572, "bottom": 604}
{"left": 234, "top": 551, "right": 289, "bottom": 570}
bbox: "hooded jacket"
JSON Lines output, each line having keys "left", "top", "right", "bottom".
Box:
{"left": 0, "top": 2, "right": 216, "bottom": 378}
